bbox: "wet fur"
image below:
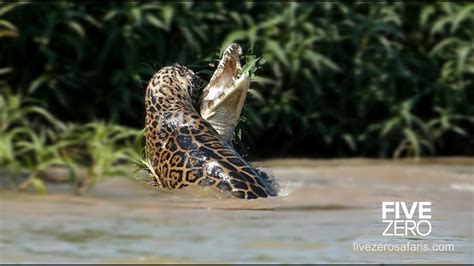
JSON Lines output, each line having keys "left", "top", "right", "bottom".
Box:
{"left": 145, "top": 64, "right": 277, "bottom": 199}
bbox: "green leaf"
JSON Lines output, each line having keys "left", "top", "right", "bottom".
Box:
{"left": 248, "top": 89, "right": 265, "bottom": 103}
{"left": 30, "top": 177, "right": 48, "bottom": 194}
{"left": 431, "top": 17, "right": 451, "bottom": 35}
{"left": 0, "top": 2, "right": 28, "bottom": 16}
{"left": 381, "top": 117, "right": 400, "bottom": 136}
{"left": 162, "top": 5, "right": 174, "bottom": 28}
{"left": 456, "top": 46, "right": 471, "bottom": 74}
{"left": 451, "top": 4, "right": 474, "bottom": 33}
{"left": 240, "top": 56, "right": 261, "bottom": 76}
{"left": 68, "top": 21, "right": 85, "bottom": 38}
{"left": 430, "top": 37, "right": 462, "bottom": 56}
{"left": 0, "top": 19, "right": 17, "bottom": 31}
{"left": 403, "top": 128, "right": 420, "bottom": 157}
{"left": 420, "top": 5, "right": 435, "bottom": 26}
{"left": 304, "top": 50, "right": 340, "bottom": 72}
{"left": 27, "top": 74, "right": 49, "bottom": 94}
{"left": 0, "top": 67, "right": 13, "bottom": 75}
{"left": 0, "top": 19, "right": 18, "bottom": 38}
{"left": 24, "top": 106, "right": 64, "bottom": 129}
{"left": 146, "top": 14, "right": 166, "bottom": 30}
{"left": 265, "top": 40, "right": 289, "bottom": 67}
{"left": 342, "top": 134, "right": 357, "bottom": 151}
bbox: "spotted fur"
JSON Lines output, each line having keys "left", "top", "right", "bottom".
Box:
{"left": 145, "top": 64, "right": 277, "bottom": 199}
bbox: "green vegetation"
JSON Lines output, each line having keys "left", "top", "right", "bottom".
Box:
{"left": 0, "top": 2, "right": 472, "bottom": 192}
{"left": 0, "top": 90, "right": 139, "bottom": 193}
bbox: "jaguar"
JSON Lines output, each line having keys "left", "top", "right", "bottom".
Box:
{"left": 144, "top": 43, "right": 277, "bottom": 199}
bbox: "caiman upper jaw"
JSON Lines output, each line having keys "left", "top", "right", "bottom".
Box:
{"left": 207, "top": 43, "right": 243, "bottom": 89}
{"left": 200, "top": 43, "right": 244, "bottom": 112}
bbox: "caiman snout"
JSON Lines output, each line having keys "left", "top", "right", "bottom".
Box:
{"left": 200, "top": 43, "right": 251, "bottom": 142}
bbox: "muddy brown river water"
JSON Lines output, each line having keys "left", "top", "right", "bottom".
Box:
{"left": 1, "top": 158, "right": 473, "bottom": 263}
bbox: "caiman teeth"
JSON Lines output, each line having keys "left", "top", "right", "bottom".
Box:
{"left": 207, "top": 43, "right": 243, "bottom": 86}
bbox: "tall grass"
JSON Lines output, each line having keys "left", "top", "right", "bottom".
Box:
{"left": 0, "top": 90, "right": 140, "bottom": 193}
{"left": 1, "top": 2, "right": 473, "bottom": 159}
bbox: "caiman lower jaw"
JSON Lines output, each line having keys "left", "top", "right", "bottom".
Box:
{"left": 202, "top": 72, "right": 249, "bottom": 111}
{"left": 200, "top": 74, "right": 250, "bottom": 142}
